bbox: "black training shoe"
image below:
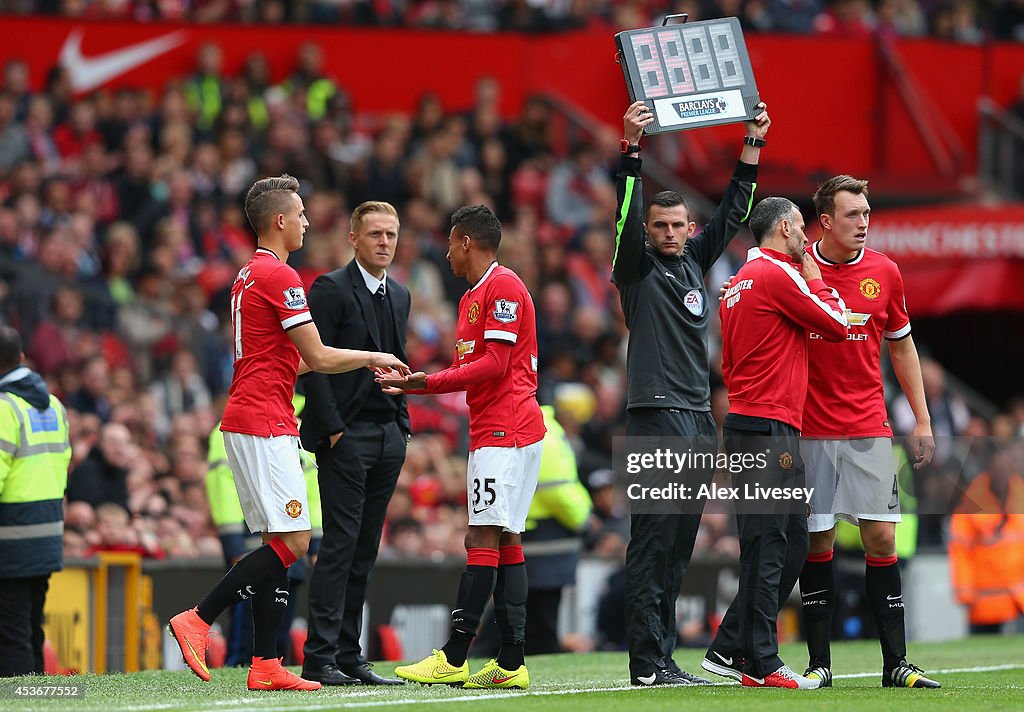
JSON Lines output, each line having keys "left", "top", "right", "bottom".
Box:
{"left": 804, "top": 665, "right": 833, "bottom": 688}
{"left": 883, "top": 661, "right": 941, "bottom": 688}
{"left": 631, "top": 667, "right": 706, "bottom": 686}
{"left": 673, "top": 668, "right": 712, "bottom": 685}
{"left": 701, "top": 650, "right": 744, "bottom": 682}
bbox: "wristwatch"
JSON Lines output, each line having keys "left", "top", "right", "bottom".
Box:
{"left": 620, "top": 139, "right": 642, "bottom": 155}
{"left": 743, "top": 136, "right": 767, "bottom": 148}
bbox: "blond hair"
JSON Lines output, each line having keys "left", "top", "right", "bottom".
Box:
{"left": 350, "top": 201, "right": 399, "bottom": 234}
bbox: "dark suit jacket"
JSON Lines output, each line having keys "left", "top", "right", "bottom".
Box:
{"left": 299, "top": 259, "right": 411, "bottom": 452}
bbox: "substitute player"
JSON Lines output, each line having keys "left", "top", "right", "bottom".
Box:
{"left": 797, "top": 175, "right": 940, "bottom": 689}
{"left": 378, "top": 205, "right": 545, "bottom": 690}
{"left": 709, "top": 197, "right": 848, "bottom": 689}
{"left": 168, "top": 175, "right": 408, "bottom": 692}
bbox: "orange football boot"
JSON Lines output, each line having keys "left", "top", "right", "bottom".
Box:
{"left": 167, "top": 607, "right": 212, "bottom": 682}
{"left": 248, "top": 657, "right": 322, "bottom": 691}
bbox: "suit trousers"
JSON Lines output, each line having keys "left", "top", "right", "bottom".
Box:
{"left": 303, "top": 420, "right": 406, "bottom": 668}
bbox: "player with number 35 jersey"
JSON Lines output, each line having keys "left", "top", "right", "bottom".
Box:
{"left": 379, "top": 205, "right": 544, "bottom": 691}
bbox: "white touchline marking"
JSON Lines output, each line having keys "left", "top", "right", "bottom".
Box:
{"left": 54, "top": 663, "right": 1024, "bottom": 712}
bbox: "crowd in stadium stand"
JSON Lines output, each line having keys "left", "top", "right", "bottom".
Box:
{"left": 1, "top": 0, "right": 1021, "bottom": 42}
{"left": 0, "top": 40, "right": 1021, "bottom": 577}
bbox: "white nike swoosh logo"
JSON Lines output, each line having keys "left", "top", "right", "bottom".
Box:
{"left": 886, "top": 595, "right": 902, "bottom": 600}
{"left": 60, "top": 28, "right": 188, "bottom": 93}
{"left": 275, "top": 588, "right": 288, "bottom": 595}
{"left": 714, "top": 652, "right": 733, "bottom": 665}
{"left": 802, "top": 589, "right": 827, "bottom": 597}
{"left": 746, "top": 675, "right": 765, "bottom": 685}
{"left": 636, "top": 673, "right": 657, "bottom": 685}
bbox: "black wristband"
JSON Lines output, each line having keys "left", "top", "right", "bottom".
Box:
{"left": 743, "top": 136, "right": 766, "bottom": 148}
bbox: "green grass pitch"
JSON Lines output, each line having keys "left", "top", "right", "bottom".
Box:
{"left": 4, "top": 636, "right": 1022, "bottom": 711}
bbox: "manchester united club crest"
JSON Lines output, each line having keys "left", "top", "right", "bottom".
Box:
{"left": 779, "top": 452, "right": 793, "bottom": 470}
{"left": 468, "top": 301, "right": 481, "bottom": 324}
{"left": 285, "top": 499, "right": 303, "bottom": 518}
{"left": 859, "top": 277, "right": 881, "bottom": 300}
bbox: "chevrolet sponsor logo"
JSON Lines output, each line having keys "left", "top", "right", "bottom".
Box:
{"left": 456, "top": 339, "right": 476, "bottom": 359}
{"left": 846, "top": 310, "right": 871, "bottom": 326}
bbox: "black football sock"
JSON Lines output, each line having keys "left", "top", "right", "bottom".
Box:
{"left": 252, "top": 570, "right": 290, "bottom": 660}
{"left": 441, "top": 548, "right": 498, "bottom": 667}
{"left": 799, "top": 551, "right": 836, "bottom": 669}
{"left": 197, "top": 544, "right": 287, "bottom": 625}
{"left": 865, "top": 555, "right": 907, "bottom": 671}
{"left": 494, "top": 547, "right": 527, "bottom": 670}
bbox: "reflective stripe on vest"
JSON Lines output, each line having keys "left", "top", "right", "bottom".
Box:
{"left": 0, "top": 520, "right": 63, "bottom": 539}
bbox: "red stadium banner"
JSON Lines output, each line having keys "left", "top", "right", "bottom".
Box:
{"left": 2, "top": 17, "right": 1024, "bottom": 182}
{"left": 866, "top": 205, "right": 1024, "bottom": 316}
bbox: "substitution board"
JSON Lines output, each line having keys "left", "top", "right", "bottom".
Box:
{"left": 615, "top": 16, "right": 761, "bottom": 134}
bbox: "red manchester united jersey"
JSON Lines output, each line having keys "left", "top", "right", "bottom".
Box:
{"left": 802, "top": 242, "right": 911, "bottom": 439}
{"left": 444, "top": 262, "right": 545, "bottom": 450}
{"left": 720, "top": 247, "right": 849, "bottom": 430}
{"left": 221, "top": 248, "right": 312, "bottom": 438}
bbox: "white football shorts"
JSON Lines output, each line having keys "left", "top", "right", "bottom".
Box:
{"left": 223, "top": 431, "right": 311, "bottom": 534}
{"left": 466, "top": 442, "right": 543, "bottom": 533}
{"left": 802, "top": 437, "right": 902, "bottom": 532}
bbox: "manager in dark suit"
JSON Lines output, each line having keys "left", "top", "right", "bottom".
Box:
{"left": 300, "top": 201, "right": 410, "bottom": 686}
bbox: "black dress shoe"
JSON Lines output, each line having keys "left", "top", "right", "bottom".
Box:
{"left": 301, "top": 663, "right": 360, "bottom": 685}
{"left": 339, "top": 662, "right": 405, "bottom": 685}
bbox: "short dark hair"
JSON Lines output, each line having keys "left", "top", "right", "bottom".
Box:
{"left": 244, "top": 174, "right": 300, "bottom": 235}
{"left": 451, "top": 204, "right": 502, "bottom": 252}
{"left": 748, "top": 197, "right": 799, "bottom": 244}
{"left": 0, "top": 325, "right": 23, "bottom": 372}
{"left": 645, "top": 191, "right": 689, "bottom": 221}
{"left": 813, "top": 174, "right": 869, "bottom": 220}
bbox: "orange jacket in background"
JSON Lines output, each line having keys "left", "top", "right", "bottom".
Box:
{"left": 949, "top": 472, "right": 1024, "bottom": 626}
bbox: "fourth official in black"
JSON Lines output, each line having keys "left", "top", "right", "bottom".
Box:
{"left": 612, "top": 100, "right": 770, "bottom": 686}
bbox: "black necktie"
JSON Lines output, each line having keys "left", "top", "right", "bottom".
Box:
{"left": 375, "top": 283, "right": 385, "bottom": 302}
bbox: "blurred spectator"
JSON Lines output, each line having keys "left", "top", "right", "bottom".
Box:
{"left": 28, "top": 283, "right": 85, "bottom": 375}
{"left": 66, "top": 421, "right": 132, "bottom": 509}
{"left": 184, "top": 43, "right": 225, "bottom": 135}
{"left": 0, "top": 91, "right": 31, "bottom": 172}
{"left": 150, "top": 348, "right": 212, "bottom": 437}
{"left": 546, "top": 142, "right": 614, "bottom": 232}
{"left": 891, "top": 357, "right": 969, "bottom": 465}
{"left": 66, "top": 354, "right": 113, "bottom": 422}
{"left": 282, "top": 43, "right": 338, "bottom": 122}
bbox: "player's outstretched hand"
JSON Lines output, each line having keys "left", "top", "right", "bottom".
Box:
{"left": 744, "top": 101, "right": 770, "bottom": 140}
{"left": 718, "top": 275, "right": 735, "bottom": 301}
{"left": 623, "top": 101, "right": 654, "bottom": 145}
{"left": 377, "top": 370, "right": 427, "bottom": 394}
{"left": 368, "top": 352, "right": 411, "bottom": 376}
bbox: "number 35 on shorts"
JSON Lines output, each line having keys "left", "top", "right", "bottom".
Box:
{"left": 472, "top": 476, "right": 496, "bottom": 512}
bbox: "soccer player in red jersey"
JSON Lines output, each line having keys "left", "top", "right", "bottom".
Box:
{"left": 797, "top": 175, "right": 940, "bottom": 689}
{"left": 168, "top": 175, "right": 408, "bottom": 691}
{"left": 379, "top": 205, "right": 544, "bottom": 690}
{"left": 706, "top": 197, "right": 848, "bottom": 690}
